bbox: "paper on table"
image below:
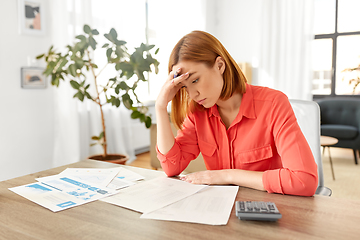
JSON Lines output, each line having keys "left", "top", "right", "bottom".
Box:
{"left": 9, "top": 175, "right": 117, "bottom": 212}
{"left": 101, "top": 176, "right": 208, "bottom": 213}
{"left": 114, "top": 167, "right": 145, "bottom": 182}
{"left": 36, "top": 167, "right": 121, "bottom": 187}
{"left": 106, "top": 167, "right": 145, "bottom": 190}
{"left": 141, "top": 185, "right": 239, "bottom": 225}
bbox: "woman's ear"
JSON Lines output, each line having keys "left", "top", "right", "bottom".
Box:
{"left": 215, "top": 56, "right": 226, "bottom": 74}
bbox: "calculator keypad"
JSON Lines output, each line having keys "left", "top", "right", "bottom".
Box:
{"left": 235, "top": 201, "right": 282, "bottom": 221}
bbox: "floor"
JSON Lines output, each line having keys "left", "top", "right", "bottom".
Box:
{"left": 129, "top": 151, "right": 154, "bottom": 170}
{"left": 130, "top": 148, "right": 360, "bottom": 201}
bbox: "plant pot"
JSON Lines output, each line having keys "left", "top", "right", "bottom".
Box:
{"left": 88, "top": 154, "right": 129, "bottom": 165}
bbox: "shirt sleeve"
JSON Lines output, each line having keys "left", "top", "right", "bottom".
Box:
{"left": 156, "top": 114, "right": 200, "bottom": 176}
{"left": 262, "top": 93, "right": 319, "bottom": 196}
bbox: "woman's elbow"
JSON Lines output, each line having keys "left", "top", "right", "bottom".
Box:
{"left": 160, "top": 160, "right": 181, "bottom": 177}
{"left": 288, "top": 173, "right": 318, "bottom": 196}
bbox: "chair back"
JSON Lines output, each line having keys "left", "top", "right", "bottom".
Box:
{"left": 317, "top": 98, "right": 360, "bottom": 127}
{"left": 289, "top": 99, "right": 330, "bottom": 196}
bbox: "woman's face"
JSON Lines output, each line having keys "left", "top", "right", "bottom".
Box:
{"left": 172, "top": 57, "right": 225, "bottom": 108}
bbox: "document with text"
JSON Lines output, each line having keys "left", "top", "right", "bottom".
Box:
{"left": 140, "top": 185, "right": 239, "bottom": 225}
{"left": 9, "top": 175, "right": 117, "bottom": 212}
{"left": 101, "top": 176, "right": 208, "bottom": 213}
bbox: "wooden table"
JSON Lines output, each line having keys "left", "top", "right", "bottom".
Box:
{"left": 1, "top": 160, "right": 360, "bottom": 240}
{"left": 321, "top": 136, "right": 339, "bottom": 180}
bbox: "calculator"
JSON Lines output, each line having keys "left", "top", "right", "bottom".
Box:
{"left": 235, "top": 201, "right": 282, "bottom": 221}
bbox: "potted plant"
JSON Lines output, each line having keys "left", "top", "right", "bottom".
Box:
{"left": 342, "top": 63, "right": 360, "bottom": 94}
{"left": 37, "top": 24, "right": 159, "bottom": 164}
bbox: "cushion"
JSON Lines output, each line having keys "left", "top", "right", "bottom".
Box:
{"left": 321, "top": 124, "right": 358, "bottom": 140}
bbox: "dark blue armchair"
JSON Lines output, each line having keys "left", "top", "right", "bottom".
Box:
{"left": 318, "top": 98, "right": 360, "bottom": 164}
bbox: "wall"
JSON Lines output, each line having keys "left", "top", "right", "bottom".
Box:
{"left": 0, "top": 0, "right": 54, "bottom": 181}
{"left": 206, "top": 0, "right": 262, "bottom": 83}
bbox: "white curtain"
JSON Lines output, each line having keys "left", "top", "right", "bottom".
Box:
{"left": 146, "top": 0, "right": 207, "bottom": 100}
{"left": 257, "top": 0, "right": 315, "bottom": 100}
{"left": 50, "top": 0, "right": 145, "bottom": 167}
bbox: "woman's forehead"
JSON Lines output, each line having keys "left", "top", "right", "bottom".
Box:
{"left": 172, "top": 61, "right": 208, "bottom": 72}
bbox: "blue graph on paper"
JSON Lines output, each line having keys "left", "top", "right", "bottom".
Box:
{"left": 26, "top": 184, "right": 52, "bottom": 193}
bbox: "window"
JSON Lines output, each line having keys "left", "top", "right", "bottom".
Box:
{"left": 312, "top": 0, "right": 360, "bottom": 98}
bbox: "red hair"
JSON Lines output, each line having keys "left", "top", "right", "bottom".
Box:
{"left": 168, "top": 31, "right": 247, "bottom": 129}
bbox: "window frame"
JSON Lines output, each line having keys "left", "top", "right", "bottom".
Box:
{"left": 313, "top": 0, "right": 360, "bottom": 99}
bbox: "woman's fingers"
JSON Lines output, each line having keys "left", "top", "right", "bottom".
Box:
{"left": 156, "top": 69, "right": 189, "bottom": 110}
{"left": 170, "top": 68, "right": 189, "bottom": 86}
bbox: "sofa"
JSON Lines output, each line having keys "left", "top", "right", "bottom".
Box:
{"left": 317, "top": 98, "right": 360, "bottom": 164}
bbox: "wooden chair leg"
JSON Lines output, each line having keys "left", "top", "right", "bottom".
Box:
{"left": 353, "top": 149, "right": 358, "bottom": 165}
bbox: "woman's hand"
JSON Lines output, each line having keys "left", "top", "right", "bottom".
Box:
{"left": 155, "top": 68, "right": 189, "bottom": 110}
{"left": 180, "top": 170, "right": 230, "bottom": 185}
{"left": 181, "top": 169, "right": 266, "bottom": 191}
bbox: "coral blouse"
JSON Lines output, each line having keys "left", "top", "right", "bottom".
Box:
{"left": 156, "top": 84, "right": 318, "bottom": 196}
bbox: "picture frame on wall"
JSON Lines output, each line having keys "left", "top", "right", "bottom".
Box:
{"left": 18, "top": 0, "right": 46, "bottom": 36}
{"left": 21, "top": 67, "right": 47, "bottom": 89}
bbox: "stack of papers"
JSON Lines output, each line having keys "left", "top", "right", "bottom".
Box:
{"left": 101, "top": 177, "right": 239, "bottom": 225}
{"left": 9, "top": 167, "right": 145, "bottom": 212}
{"left": 9, "top": 167, "right": 239, "bottom": 225}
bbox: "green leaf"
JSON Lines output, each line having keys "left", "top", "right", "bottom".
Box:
{"left": 122, "top": 94, "right": 133, "bottom": 109}
{"left": 68, "top": 64, "right": 77, "bottom": 77}
{"left": 75, "top": 59, "right": 84, "bottom": 69}
{"left": 44, "top": 63, "right": 54, "bottom": 76}
{"left": 155, "top": 48, "right": 159, "bottom": 55}
{"left": 102, "top": 43, "right": 109, "bottom": 48}
{"left": 91, "top": 136, "right": 99, "bottom": 140}
{"left": 131, "top": 111, "right": 141, "bottom": 119}
{"left": 70, "top": 80, "right": 80, "bottom": 89}
{"left": 76, "top": 35, "right": 86, "bottom": 41}
{"left": 115, "top": 98, "right": 121, "bottom": 107}
{"left": 139, "top": 114, "right": 145, "bottom": 122}
{"left": 57, "top": 59, "right": 68, "bottom": 73}
{"left": 109, "top": 28, "right": 118, "bottom": 40}
{"left": 106, "top": 48, "right": 113, "bottom": 60}
{"left": 83, "top": 25, "right": 91, "bottom": 34}
{"left": 91, "top": 29, "right": 99, "bottom": 35}
{"left": 115, "top": 84, "right": 121, "bottom": 94}
{"left": 117, "top": 62, "right": 133, "bottom": 73}
{"left": 104, "top": 33, "right": 113, "bottom": 43}
{"left": 89, "top": 36, "right": 97, "bottom": 50}
{"left": 52, "top": 77, "right": 60, "bottom": 87}
{"left": 115, "top": 46, "right": 124, "bottom": 58}
{"left": 36, "top": 54, "right": 44, "bottom": 59}
{"left": 73, "top": 91, "right": 84, "bottom": 101}
{"left": 115, "top": 40, "right": 127, "bottom": 46}
{"left": 99, "top": 132, "right": 104, "bottom": 139}
{"left": 145, "top": 116, "right": 152, "bottom": 128}
{"left": 118, "top": 81, "right": 129, "bottom": 90}
{"left": 84, "top": 91, "right": 92, "bottom": 100}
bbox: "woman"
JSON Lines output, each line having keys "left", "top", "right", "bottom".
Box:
{"left": 155, "top": 30, "right": 318, "bottom": 196}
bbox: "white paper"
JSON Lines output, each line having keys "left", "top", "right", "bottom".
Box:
{"left": 114, "top": 167, "right": 145, "bottom": 182}
{"left": 36, "top": 167, "right": 121, "bottom": 187}
{"left": 9, "top": 176, "right": 117, "bottom": 212}
{"left": 106, "top": 177, "right": 135, "bottom": 190}
{"left": 106, "top": 167, "right": 145, "bottom": 190}
{"left": 141, "top": 186, "right": 239, "bottom": 225}
{"left": 101, "top": 176, "right": 208, "bottom": 213}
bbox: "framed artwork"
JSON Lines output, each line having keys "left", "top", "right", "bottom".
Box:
{"left": 21, "top": 67, "right": 47, "bottom": 89}
{"left": 18, "top": 0, "right": 46, "bottom": 36}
